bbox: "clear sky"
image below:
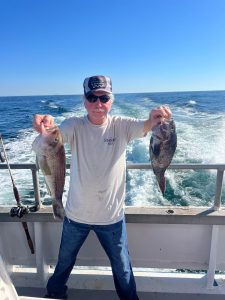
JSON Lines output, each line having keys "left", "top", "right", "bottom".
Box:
{"left": 0, "top": 0, "right": 225, "bottom": 96}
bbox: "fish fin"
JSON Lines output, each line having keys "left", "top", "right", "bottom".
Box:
{"left": 171, "top": 132, "right": 177, "bottom": 148}
{"left": 32, "top": 135, "right": 40, "bottom": 153}
{"left": 150, "top": 136, "right": 161, "bottom": 157}
{"left": 151, "top": 143, "right": 161, "bottom": 157}
{"left": 52, "top": 200, "right": 65, "bottom": 220}
{"left": 45, "top": 180, "right": 52, "bottom": 196}
{"left": 35, "top": 156, "right": 40, "bottom": 171}
{"left": 38, "top": 156, "right": 52, "bottom": 175}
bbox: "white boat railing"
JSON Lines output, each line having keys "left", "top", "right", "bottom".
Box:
{"left": 0, "top": 163, "right": 224, "bottom": 209}
{"left": 1, "top": 163, "right": 225, "bottom": 295}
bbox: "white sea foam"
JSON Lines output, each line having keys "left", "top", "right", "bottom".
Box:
{"left": 188, "top": 100, "right": 197, "bottom": 105}
{"left": 49, "top": 103, "right": 59, "bottom": 109}
{"left": 1, "top": 94, "right": 225, "bottom": 207}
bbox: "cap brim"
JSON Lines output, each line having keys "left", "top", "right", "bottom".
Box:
{"left": 85, "top": 89, "right": 113, "bottom": 97}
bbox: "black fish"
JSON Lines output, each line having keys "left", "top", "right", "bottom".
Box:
{"left": 149, "top": 119, "right": 177, "bottom": 195}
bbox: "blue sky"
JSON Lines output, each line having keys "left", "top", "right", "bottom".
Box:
{"left": 0, "top": 0, "right": 225, "bottom": 96}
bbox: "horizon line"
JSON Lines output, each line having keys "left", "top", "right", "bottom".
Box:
{"left": 0, "top": 89, "right": 225, "bottom": 98}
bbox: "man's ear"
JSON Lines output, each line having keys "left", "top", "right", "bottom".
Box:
{"left": 84, "top": 99, "right": 88, "bottom": 109}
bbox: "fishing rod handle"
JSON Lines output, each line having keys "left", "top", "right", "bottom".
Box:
{"left": 13, "top": 186, "right": 21, "bottom": 205}
{"left": 0, "top": 151, "right": 5, "bottom": 162}
{"left": 22, "top": 222, "right": 35, "bottom": 254}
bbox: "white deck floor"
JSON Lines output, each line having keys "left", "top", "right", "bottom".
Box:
{"left": 16, "top": 287, "right": 225, "bottom": 300}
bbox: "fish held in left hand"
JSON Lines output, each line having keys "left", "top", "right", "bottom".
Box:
{"left": 149, "top": 119, "right": 177, "bottom": 195}
{"left": 32, "top": 124, "right": 66, "bottom": 220}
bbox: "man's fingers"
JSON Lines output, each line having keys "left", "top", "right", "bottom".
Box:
{"left": 42, "top": 115, "right": 54, "bottom": 128}
{"left": 33, "top": 114, "right": 43, "bottom": 132}
{"left": 33, "top": 114, "right": 54, "bottom": 132}
{"left": 152, "top": 106, "right": 171, "bottom": 121}
{"left": 150, "top": 106, "right": 172, "bottom": 129}
{"left": 161, "top": 105, "right": 172, "bottom": 120}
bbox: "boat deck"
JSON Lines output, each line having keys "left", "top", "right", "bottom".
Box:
{"left": 1, "top": 163, "right": 225, "bottom": 300}
{"left": 16, "top": 287, "right": 225, "bottom": 300}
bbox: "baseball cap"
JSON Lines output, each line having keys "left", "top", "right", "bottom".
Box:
{"left": 83, "top": 75, "right": 112, "bottom": 97}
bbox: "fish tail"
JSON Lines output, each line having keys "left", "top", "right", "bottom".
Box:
{"left": 52, "top": 200, "right": 65, "bottom": 220}
{"left": 155, "top": 170, "right": 166, "bottom": 195}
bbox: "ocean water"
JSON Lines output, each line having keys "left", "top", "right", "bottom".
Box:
{"left": 0, "top": 91, "right": 225, "bottom": 207}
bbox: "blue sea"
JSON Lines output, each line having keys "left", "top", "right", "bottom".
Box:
{"left": 0, "top": 91, "right": 225, "bottom": 207}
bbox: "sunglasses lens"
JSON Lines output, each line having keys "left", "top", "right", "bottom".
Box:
{"left": 99, "top": 95, "right": 111, "bottom": 103}
{"left": 86, "top": 95, "right": 98, "bottom": 102}
{"left": 86, "top": 95, "right": 111, "bottom": 103}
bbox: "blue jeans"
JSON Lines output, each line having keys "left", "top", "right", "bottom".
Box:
{"left": 47, "top": 217, "right": 139, "bottom": 300}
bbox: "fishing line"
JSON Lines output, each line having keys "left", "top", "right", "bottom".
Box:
{"left": 0, "top": 134, "right": 19, "bottom": 197}
{"left": 0, "top": 134, "right": 35, "bottom": 254}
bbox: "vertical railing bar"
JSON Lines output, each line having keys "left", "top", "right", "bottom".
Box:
{"left": 206, "top": 225, "right": 219, "bottom": 288}
{"left": 213, "top": 170, "right": 224, "bottom": 210}
{"left": 31, "top": 168, "right": 41, "bottom": 209}
{"left": 34, "top": 222, "right": 49, "bottom": 285}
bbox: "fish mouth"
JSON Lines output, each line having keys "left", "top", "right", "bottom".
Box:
{"left": 40, "top": 124, "right": 58, "bottom": 135}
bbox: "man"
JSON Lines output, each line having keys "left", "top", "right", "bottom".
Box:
{"left": 33, "top": 75, "right": 171, "bottom": 300}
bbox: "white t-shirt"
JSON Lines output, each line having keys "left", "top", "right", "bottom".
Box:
{"left": 60, "top": 115, "right": 145, "bottom": 225}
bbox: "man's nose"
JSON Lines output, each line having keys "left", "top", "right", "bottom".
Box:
{"left": 95, "top": 99, "right": 103, "bottom": 106}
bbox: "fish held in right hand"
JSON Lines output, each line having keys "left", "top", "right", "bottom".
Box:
{"left": 32, "top": 124, "right": 66, "bottom": 220}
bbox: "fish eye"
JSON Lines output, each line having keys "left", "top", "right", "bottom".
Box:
{"left": 54, "top": 138, "right": 59, "bottom": 142}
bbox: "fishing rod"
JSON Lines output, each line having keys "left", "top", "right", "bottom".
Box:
{"left": 0, "top": 134, "right": 35, "bottom": 254}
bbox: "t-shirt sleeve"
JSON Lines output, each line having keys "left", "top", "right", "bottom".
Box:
{"left": 119, "top": 117, "right": 145, "bottom": 142}
{"left": 59, "top": 117, "right": 76, "bottom": 144}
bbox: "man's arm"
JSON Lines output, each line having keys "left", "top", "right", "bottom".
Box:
{"left": 143, "top": 106, "right": 172, "bottom": 135}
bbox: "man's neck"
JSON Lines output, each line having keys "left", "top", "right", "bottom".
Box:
{"left": 87, "top": 115, "right": 108, "bottom": 125}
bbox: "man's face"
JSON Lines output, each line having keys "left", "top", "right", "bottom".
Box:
{"left": 84, "top": 91, "right": 113, "bottom": 125}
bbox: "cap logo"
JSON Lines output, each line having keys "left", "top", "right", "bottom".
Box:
{"left": 88, "top": 76, "right": 107, "bottom": 91}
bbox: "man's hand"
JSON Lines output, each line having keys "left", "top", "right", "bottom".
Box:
{"left": 144, "top": 106, "right": 172, "bottom": 134}
{"left": 33, "top": 114, "right": 55, "bottom": 133}
{"left": 150, "top": 105, "right": 172, "bottom": 128}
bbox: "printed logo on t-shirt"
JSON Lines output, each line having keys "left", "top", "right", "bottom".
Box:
{"left": 104, "top": 137, "right": 116, "bottom": 145}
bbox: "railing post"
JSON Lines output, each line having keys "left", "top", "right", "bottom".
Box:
{"left": 213, "top": 170, "right": 224, "bottom": 210}
{"left": 206, "top": 225, "right": 219, "bottom": 288}
{"left": 31, "top": 168, "right": 41, "bottom": 208}
{"left": 34, "top": 222, "right": 49, "bottom": 285}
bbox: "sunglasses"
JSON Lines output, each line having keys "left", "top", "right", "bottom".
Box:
{"left": 86, "top": 94, "right": 111, "bottom": 103}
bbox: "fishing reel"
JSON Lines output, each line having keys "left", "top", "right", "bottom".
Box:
{"left": 10, "top": 204, "right": 39, "bottom": 218}
{"left": 10, "top": 206, "right": 29, "bottom": 218}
